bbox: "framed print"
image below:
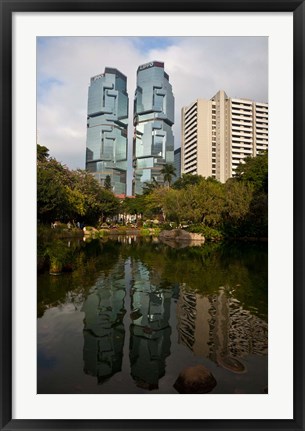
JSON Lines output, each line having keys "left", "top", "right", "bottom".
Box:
{"left": 1, "top": 0, "right": 304, "bottom": 430}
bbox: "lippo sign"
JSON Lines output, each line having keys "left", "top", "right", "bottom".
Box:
{"left": 138, "top": 61, "right": 164, "bottom": 71}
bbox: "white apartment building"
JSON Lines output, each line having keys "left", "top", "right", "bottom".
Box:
{"left": 181, "top": 90, "right": 268, "bottom": 183}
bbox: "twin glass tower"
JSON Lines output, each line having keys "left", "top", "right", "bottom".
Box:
{"left": 86, "top": 68, "right": 128, "bottom": 195}
{"left": 85, "top": 62, "right": 175, "bottom": 195}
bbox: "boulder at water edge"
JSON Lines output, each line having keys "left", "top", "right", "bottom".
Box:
{"left": 159, "top": 229, "right": 205, "bottom": 242}
{"left": 173, "top": 364, "right": 217, "bottom": 394}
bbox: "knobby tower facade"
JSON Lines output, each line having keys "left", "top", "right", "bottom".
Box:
{"left": 86, "top": 68, "right": 128, "bottom": 195}
{"left": 133, "top": 61, "right": 175, "bottom": 195}
{"left": 181, "top": 90, "right": 268, "bottom": 183}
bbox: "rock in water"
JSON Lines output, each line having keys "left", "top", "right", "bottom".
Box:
{"left": 159, "top": 229, "right": 204, "bottom": 242}
{"left": 174, "top": 364, "right": 217, "bottom": 394}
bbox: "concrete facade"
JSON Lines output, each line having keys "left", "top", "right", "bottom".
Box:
{"left": 181, "top": 90, "right": 268, "bottom": 183}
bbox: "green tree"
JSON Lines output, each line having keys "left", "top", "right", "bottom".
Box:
{"left": 121, "top": 195, "right": 147, "bottom": 223}
{"left": 173, "top": 173, "right": 203, "bottom": 190}
{"left": 144, "top": 178, "right": 224, "bottom": 226}
{"left": 221, "top": 180, "right": 254, "bottom": 237}
{"left": 223, "top": 180, "right": 254, "bottom": 220}
{"left": 37, "top": 156, "right": 73, "bottom": 222}
{"left": 104, "top": 175, "right": 112, "bottom": 191}
{"left": 144, "top": 187, "right": 169, "bottom": 221}
{"left": 160, "top": 163, "right": 176, "bottom": 188}
{"left": 234, "top": 151, "right": 268, "bottom": 193}
{"left": 37, "top": 146, "right": 120, "bottom": 225}
{"left": 142, "top": 177, "right": 160, "bottom": 195}
{"left": 70, "top": 170, "right": 119, "bottom": 224}
{"left": 160, "top": 188, "right": 189, "bottom": 225}
{"left": 37, "top": 144, "right": 50, "bottom": 162}
{"left": 186, "top": 178, "right": 225, "bottom": 225}
{"left": 231, "top": 152, "right": 268, "bottom": 237}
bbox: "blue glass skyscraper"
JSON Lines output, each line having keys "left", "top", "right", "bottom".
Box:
{"left": 133, "top": 61, "right": 175, "bottom": 195}
{"left": 86, "top": 68, "right": 128, "bottom": 195}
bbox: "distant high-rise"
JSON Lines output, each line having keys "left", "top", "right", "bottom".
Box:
{"left": 173, "top": 148, "right": 181, "bottom": 182}
{"left": 133, "top": 61, "right": 175, "bottom": 195}
{"left": 181, "top": 90, "right": 268, "bottom": 183}
{"left": 86, "top": 68, "right": 128, "bottom": 195}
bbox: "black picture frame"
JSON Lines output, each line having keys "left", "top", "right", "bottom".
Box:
{"left": 1, "top": 1, "right": 304, "bottom": 430}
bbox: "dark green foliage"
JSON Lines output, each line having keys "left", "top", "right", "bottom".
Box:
{"left": 234, "top": 151, "right": 268, "bottom": 193}
{"left": 160, "top": 222, "right": 178, "bottom": 230}
{"left": 104, "top": 175, "right": 112, "bottom": 190}
{"left": 142, "top": 177, "right": 160, "bottom": 195}
{"left": 121, "top": 195, "right": 145, "bottom": 220}
{"left": 143, "top": 154, "right": 268, "bottom": 240}
{"left": 37, "top": 145, "right": 120, "bottom": 225}
{"left": 37, "top": 145, "right": 268, "bottom": 239}
{"left": 37, "top": 238, "right": 122, "bottom": 317}
{"left": 37, "top": 158, "right": 72, "bottom": 222}
{"left": 120, "top": 239, "right": 267, "bottom": 320}
{"left": 160, "top": 163, "right": 176, "bottom": 187}
{"left": 37, "top": 144, "right": 50, "bottom": 161}
{"left": 186, "top": 224, "right": 224, "bottom": 241}
{"left": 222, "top": 153, "right": 268, "bottom": 238}
{"left": 44, "top": 240, "right": 74, "bottom": 273}
{"left": 173, "top": 173, "right": 204, "bottom": 190}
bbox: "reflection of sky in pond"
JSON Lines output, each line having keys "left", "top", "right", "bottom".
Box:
{"left": 37, "top": 350, "right": 57, "bottom": 370}
{"left": 37, "top": 237, "right": 267, "bottom": 394}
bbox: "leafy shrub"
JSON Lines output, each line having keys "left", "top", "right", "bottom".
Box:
{"left": 98, "top": 229, "right": 108, "bottom": 237}
{"left": 186, "top": 224, "right": 224, "bottom": 241}
{"left": 139, "top": 228, "right": 151, "bottom": 236}
{"left": 139, "top": 228, "right": 161, "bottom": 236}
{"left": 159, "top": 222, "right": 177, "bottom": 230}
{"left": 44, "top": 240, "right": 74, "bottom": 273}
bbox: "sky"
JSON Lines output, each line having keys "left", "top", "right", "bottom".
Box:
{"left": 37, "top": 36, "right": 268, "bottom": 192}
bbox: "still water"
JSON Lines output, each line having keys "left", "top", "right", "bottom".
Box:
{"left": 37, "top": 236, "right": 268, "bottom": 394}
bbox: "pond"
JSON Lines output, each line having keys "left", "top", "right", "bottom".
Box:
{"left": 37, "top": 236, "right": 268, "bottom": 394}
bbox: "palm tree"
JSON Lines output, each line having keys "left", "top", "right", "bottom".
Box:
{"left": 142, "top": 176, "right": 160, "bottom": 195}
{"left": 104, "top": 175, "right": 112, "bottom": 191}
{"left": 160, "top": 164, "right": 176, "bottom": 188}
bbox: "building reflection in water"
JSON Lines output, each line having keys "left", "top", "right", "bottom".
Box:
{"left": 82, "top": 260, "right": 126, "bottom": 384}
{"left": 81, "top": 256, "right": 173, "bottom": 390}
{"left": 177, "top": 285, "right": 268, "bottom": 373}
{"left": 81, "top": 252, "right": 267, "bottom": 388}
{"left": 129, "top": 260, "right": 172, "bottom": 390}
